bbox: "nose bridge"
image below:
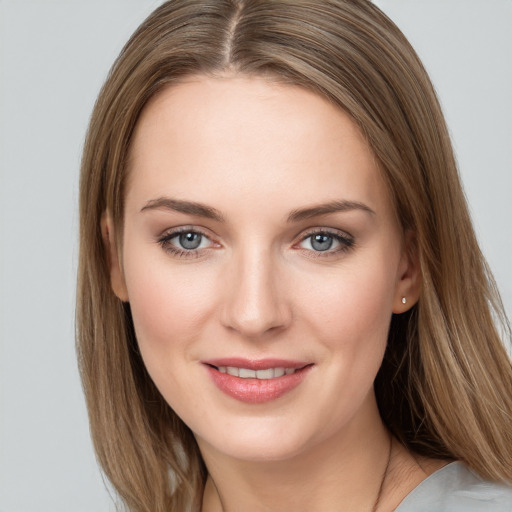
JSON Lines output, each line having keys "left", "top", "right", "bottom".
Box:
{"left": 221, "top": 242, "right": 290, "bottom": 337}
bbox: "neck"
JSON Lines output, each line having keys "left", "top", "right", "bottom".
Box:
{"left": 199, "top": 397, "right": 392, "bottom": 512}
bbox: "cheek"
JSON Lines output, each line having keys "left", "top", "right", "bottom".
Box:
{"left": 293, "top": 246, "right": 400, "bottom": 407}
{"left": 292, "top": 256, "right": 397, "bottom": 426}
{"left": 121, "top": 246, "right": 217, "bottom": 369}
{"left": 298, "top": 255, "right": 397, "bottom": 339}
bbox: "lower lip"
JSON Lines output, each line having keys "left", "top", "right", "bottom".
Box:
{"left": 205, "top": 365, "right": 312, "bottom": 404}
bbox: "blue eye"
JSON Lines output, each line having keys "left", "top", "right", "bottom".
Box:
{"left": 299, "top": 230, "right": 353, "bottom": 254}
{"left": 177, "top": 232, "right": 204, "bottom": 250}
{"left": 310, "top": 234, "right": 334, "bottom": 251}
{"left": 158, "top": 228, "right": 213, "bottom": 257}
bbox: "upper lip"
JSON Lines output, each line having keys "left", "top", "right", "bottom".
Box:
{"left": 202, "top": 358, "right": 311, "bottom": 371}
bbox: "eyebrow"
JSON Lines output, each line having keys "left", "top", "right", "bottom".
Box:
{"left": 287, "top": 200, "right": 375, "bottom": 222}
{"left": 140, "top": 197, "right": 225, "bottom": 222}
{"left": 140, "top": 197, "right": 374, "bottom": 224}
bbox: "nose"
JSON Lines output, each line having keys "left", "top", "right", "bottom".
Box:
{"left": 220, "top": 247, "right": 292, "bottom": 339}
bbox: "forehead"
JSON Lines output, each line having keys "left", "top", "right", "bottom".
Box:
{"left": 125, "top": 75, "right": 391, "bottom": 219}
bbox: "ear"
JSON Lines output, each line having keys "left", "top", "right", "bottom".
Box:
{"left": 392, "top": 230, "right": 421, "bottom": 313}
{"left": 101, "top": 211, "right": 129, "bottom": 302}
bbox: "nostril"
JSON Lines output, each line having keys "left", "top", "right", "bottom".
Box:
{"left": 219, "top": 262, "right": 292, "bottom": 337}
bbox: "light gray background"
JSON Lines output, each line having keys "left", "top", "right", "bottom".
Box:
{"left": 0, "top": 1, "right": 510, "bottom": 511}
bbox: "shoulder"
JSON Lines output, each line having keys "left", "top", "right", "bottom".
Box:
{"left": 395, "top": 461, "right": 512, "bottom": 512}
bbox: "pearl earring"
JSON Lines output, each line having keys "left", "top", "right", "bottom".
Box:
{"left": 401, "top": 297, "right": 407, "bottom": 304}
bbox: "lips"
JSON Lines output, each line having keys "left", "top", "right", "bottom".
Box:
{"left": 217, "top": 366, "right": 296, "bottom": 379}
{"left": 203, "top": 358, "right": 313, "bottom": 403}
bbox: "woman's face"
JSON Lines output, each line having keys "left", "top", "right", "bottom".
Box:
{"left": 109, "top": 76, "right": 416, "bottom": 462}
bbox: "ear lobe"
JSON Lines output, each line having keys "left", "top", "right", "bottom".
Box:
{"left": 392, "top": 230, "right": 421, "bottom": 314}
{"left": 101, "top": 211, "right": 129, "bottom": 302}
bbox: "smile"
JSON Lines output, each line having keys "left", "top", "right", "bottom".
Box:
{"left": 215, "top": 366, "right": 297, "bottom": 379}
{"left": 203, "top": 360, "right": 313, "bottom": 403}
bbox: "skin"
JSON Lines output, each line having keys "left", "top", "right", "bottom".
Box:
{"left": 104, "top": 75, "right": 442, "bottom": 511}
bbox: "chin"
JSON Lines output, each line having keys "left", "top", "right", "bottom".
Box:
{"left": 194, "top": 416, "right": 328, "bottom": 464}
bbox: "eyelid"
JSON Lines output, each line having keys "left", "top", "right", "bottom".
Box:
{"left": 157, "top": 224, "right": 215, "bottom": 238}
{"left": 297, "top": 226, "right": 354, "bottom": 243}
{"left": 294, "top": 227, "right": 355, "bottom": 255}
{"left": 157, "top": 225, "right": 220, "bottom": 258}
{"left": 156, "top": 225, "right": 354, "bottom": 259}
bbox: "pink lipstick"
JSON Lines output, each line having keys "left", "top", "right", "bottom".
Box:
{"left": 203, "top": 358, "right": 313, "bottom": 404}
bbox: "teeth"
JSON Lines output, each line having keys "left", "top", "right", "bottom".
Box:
{"left": 274, "top": 367, "right": 285, "bottom": 378}
{"left": 239, "top": 368, "right": 256, "bottom": 378}
{"left": 255, "top": 368, "right": 274, "bottom": 379}
{"left": 217, "top": 366, "right": 297, "bottom": 379}
{"left": 226, "top": 366, "right": 239, "bottom": 377}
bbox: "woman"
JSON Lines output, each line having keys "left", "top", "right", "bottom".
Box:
{"left": 76, "top": 1, "right": 512, "bottom": 511}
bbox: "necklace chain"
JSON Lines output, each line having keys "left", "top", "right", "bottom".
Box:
{"left": 216, "top": 433, "right": 394, "bottom": 512}
{"left": 371, "top": 433, "right": 393, "bottom": 512}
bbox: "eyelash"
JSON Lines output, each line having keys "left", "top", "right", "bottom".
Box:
{"left": 296, "top": 229, "right": 355, "bottom": 257}
{"left": 157, "top": 227, "right": 355, "bottom": 259}
{"left": 158, "top": 227, "right": 215, "bottom": 259}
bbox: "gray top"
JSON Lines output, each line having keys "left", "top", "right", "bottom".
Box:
{"left": 395, "top": 461, "right": 512, "bottom": 511}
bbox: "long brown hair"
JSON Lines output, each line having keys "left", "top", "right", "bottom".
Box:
{"left": 77, "top": 1, "right": 512, "bottom": 510}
